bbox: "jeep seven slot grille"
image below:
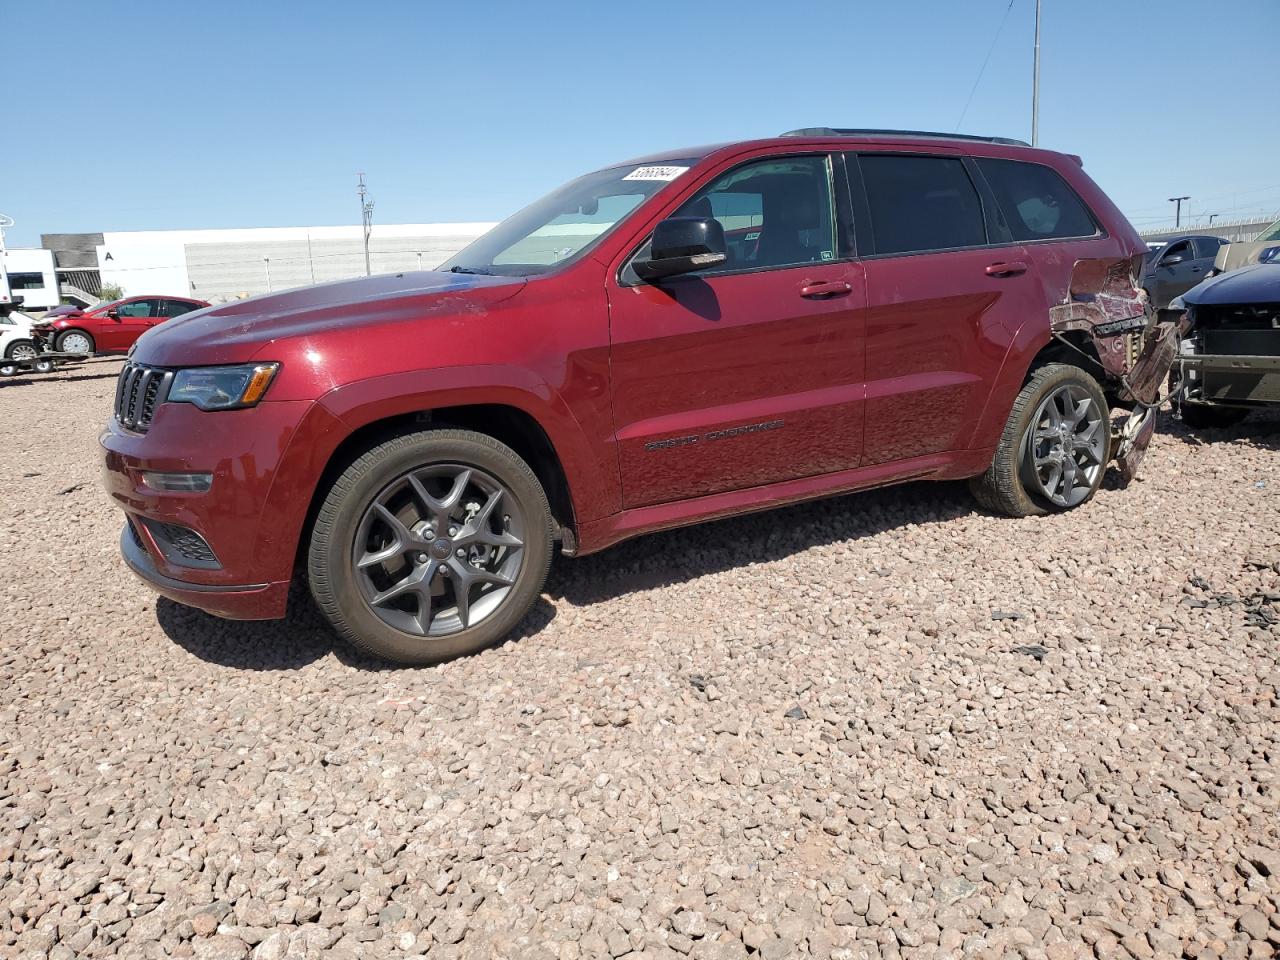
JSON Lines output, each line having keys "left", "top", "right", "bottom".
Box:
{"left": 114, "top": 363, "right": 174, "bottom": 432}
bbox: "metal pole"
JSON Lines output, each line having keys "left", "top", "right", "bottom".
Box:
{"left": 0, "top": 215, "right": 11, "bottom": 305}
{"left": 416, "top": 252, "right": 423, "bottom": 272}
{"left": 1169, "top": 196, "right": 1189, "bottom": 229}
{"left": 358, "top": 173, "right": 375, "bottom": 277}
{"left": 1032, "top": 0, "right": 1041, "bottom": 147}
{"left": 264, "top": 257, "right": 272, "bottom": 293}
{"left": 1208, "top": 214, "right": 1218, "bottom": 225}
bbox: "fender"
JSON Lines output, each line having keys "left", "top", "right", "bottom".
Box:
{"left": 315, "top": 364, "right": 620, "bottom": 526}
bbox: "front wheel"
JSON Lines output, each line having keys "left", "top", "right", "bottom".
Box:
{"left": 308, "top": 429, "right": 553, "bottom": 665}
{"left": 970, "top": 363, "right": 1111, "bottom": 517}
{"left": 56, "top": 330, "right": 95, "bottom": 355}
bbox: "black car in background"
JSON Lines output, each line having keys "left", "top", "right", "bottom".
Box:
{"left": 1143, "top": 234, "right": 1228, "bottom": 309}
{"left": 1173, "top": 263, "right": 1280, "bottom": 428}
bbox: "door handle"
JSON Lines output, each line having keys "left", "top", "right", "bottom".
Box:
{"left": 799, "top": 280, "right": 852, "bottom": 299}
{"left": 985, "top": 261, "right": 1028, "bottom": 277}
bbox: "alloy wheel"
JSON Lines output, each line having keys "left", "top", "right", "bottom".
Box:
{"left": 1021, "top": 382, "right": 1107, "bottom": 508}
{"left": 8, "top": 343, "right": 37, "bottom": 362}
{"left": 352, "top": 464, "right": 526, "bottom": 637}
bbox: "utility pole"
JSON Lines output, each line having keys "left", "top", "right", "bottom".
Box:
{"left": 1032, "top": 0, "right": 1042, "bottom": 147}
{"left": 0, "top": 214, "right": 11, "bottom": 304}
{"left": 1208, "top": 213, "right": 1219, "bottom": 225}
{"left": 1169, "top": 196, "right": 1190, "bottom": 229}
{"left": 358, "top": 173, "right": 375, "bottom": 277}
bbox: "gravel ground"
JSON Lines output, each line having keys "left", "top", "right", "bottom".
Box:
{"left": 1, "top": 358, "right": 1278, "bottom": 960}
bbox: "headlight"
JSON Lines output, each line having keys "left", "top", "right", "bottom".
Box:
{"left": 168, "top": 363, "right": 280, "bottom": 410}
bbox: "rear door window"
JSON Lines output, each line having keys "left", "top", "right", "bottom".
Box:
{"left": 1193, "top": 237, "right": 1223, "bottom": 260}
{"left": 975, "top": 158, "right": 1097, "bottom": 242}
{"left": 160, "top": 299, "right": 199, "bottom": 317}
{"left": 856, "top": 154, "right": 987, "bottom": 255}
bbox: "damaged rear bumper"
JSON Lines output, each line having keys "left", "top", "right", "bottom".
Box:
{"left": 1049, "top": 258, "right": 1189, "bottom": 481}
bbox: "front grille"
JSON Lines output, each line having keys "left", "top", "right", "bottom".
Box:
{"left": 114, "top": 363, "right": 174, "bottom": 432}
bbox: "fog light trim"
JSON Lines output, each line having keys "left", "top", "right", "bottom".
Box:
{"left": 141, "top": 471, "right": 213, "bottom": 493}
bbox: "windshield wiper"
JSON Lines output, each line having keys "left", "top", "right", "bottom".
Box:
{"left": 448, "top": 265, "right": 494, "bottom": 275}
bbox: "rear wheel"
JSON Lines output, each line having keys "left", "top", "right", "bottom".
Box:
{"left": 308, "top": 429, "right": 553, "bottom": 665}
{"left": 4, "top": 340, "right": 37, "bottom": 362}
{"left": 970, "top": 363, "right": 1110, "bottom": 517}
{"left": 1179, "top": 403, "right": 1248, "bottom": 429}
{"left": 56, "top": 330, "right": 94, "bottom": 355}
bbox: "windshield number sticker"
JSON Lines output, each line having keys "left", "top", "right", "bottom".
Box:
{"left": 623, "top": 166, "right": 689, "bottom": 182}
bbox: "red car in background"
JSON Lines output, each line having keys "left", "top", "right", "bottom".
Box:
{"left": 34, "top": 296, "right": 209, "bottom": 355}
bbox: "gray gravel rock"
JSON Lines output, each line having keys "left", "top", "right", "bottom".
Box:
{"left": 0, "top": 363, "right": 1277, "bottom": 958}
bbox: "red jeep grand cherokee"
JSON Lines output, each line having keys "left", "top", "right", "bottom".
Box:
{"left": 102, "top": 128, "right": 1182, "bottom": 665}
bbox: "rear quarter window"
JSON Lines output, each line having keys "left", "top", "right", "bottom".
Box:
{"left": 976, "top": 158, "right": 1098, "bottom": 242}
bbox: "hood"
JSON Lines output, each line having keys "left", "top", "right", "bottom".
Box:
{"left": 41, "top": 305, "right": 82, "bottom": 320}
{"left": 132, "top": 271, "right": 527, "bottom": 366}
{"left": 1183, "top": 263, "right": 1280, "bottom": 306}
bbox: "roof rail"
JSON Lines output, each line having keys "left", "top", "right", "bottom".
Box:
{"left": 780, "top": 127, "right": 1031, "bottom": 147}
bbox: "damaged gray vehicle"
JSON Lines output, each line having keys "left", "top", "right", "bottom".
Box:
{"left": 1172, "top": 263, "right": 1280, "bottom": 428}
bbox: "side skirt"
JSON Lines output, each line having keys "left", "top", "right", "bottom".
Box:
{"left": 572, "top": 447, "right": 994, "bottom": 556}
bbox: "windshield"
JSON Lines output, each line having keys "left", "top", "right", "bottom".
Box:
{"left": 86, "top": 298, "right": 123, "bottom": 315}
{"left": 440, "top": 159, "right": 698, "bottom": 277}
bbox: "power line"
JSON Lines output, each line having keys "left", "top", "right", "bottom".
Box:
{"left": 1123, "top": 182, "right": 1280, "bottom": 216}
{"left": 954, "top": 0, "right": 1018, "bottom": 133}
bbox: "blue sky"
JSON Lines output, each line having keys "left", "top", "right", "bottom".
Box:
{"left": 4, "top": 0, "right": 1278, "bottom": 247}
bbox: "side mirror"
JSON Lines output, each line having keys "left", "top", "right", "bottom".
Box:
{"left": 634, "top": 217, "right": 727, "bottom": 282}
{"left": 107, "top": 309, "right": 120, "bottom": 319}
{"left": 1161, "top": 254, "right": 1185, "bottom": 266}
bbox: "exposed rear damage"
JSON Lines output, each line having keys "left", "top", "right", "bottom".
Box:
{"left": 1048, "top": 257, "right": 1189, "bottom": 480}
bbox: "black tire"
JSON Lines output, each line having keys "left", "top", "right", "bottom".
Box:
{"left": 4, "top": 339, "right": 37, "bottom": 361}
{"left": 308, "top": 428, "right": 554, "bottom": 665}
{"left": 970, "top": 363, "right": 1111, "bottom": 517}
{"left": 33, "top": 359, "right": 55, "bottom": 374}
{"left": 1179, "top": 403, "right": 1248, "bottom": 430}
{"left": 0, "top": 362, "right": 18, "bottom": 377}
{"left": 56, "top": 329, "right": 95, "bottom": 355}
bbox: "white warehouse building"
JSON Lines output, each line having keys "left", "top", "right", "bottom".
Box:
{"left": 43, "top": 222, "right": 496, "bottom": 305}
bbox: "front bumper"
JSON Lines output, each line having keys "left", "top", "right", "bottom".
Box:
{"left": 101, "top": 397, "right": 330, "bottom": 620}
{"left": 120, "top": 525, "right": 291, "bottom": 619}
{"left": 1179, "top": 354, "right": 1280, "bottom": 407}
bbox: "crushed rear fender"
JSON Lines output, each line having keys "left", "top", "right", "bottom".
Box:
{"left": 1048, "top": 258, "right": 1190, "bottom": 481}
